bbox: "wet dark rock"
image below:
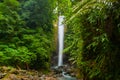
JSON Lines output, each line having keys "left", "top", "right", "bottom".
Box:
{"left": 0, "top": 66, "right": 11, "bottom": 72}
{"left": 0, "top": 73, "right": 6, "bottom": 79}
{"left": 51, "top": 65, "right": 78, "bottom": 80}
{"left": 40, "top": 74, "right": 45, "bottom": 80}
{"left": 11, "top": 70, "right": 19, "bottom": 75}
{"left": 8, "top": 74, "right": 18, "bottom": 80}
{"left": 71, "top": 72, "right": 76, "bottom": 77}
{"left": 51, "top": 66, "right": 63, "bottom": 74}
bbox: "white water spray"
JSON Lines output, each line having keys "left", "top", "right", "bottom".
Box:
{"left": 58, "top": 16, "right": 64, "bottom": 66}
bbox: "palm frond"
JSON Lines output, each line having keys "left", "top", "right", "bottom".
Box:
{"left": 67, "top": 0, "right": 114, "bottom": 23}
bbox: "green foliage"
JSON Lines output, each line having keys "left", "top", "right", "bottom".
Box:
{"left": 22, "top": 28, "right": 53, "bottom": 69}
{"left": 4, "top": 0, "right": 20, "bottom": 8}
{"left": 0, "top": 45, "right": 36, "bottom": 66}
{"left": 0, "top": 0, "right": 54, "bottom": 70}
{"left": 57, "top": 0, "right": 71, "bottom": 15}
{"left": 0, "top": 0, "right": 22, "bottom": 34}
{"left": 65, "top": 0, "right": 120, "bottom": 80}
{"left": 21, "top": 0, "right": 54, "bottom": 31}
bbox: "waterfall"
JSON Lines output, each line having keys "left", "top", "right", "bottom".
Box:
{"left": 58, "top": 16, "right": 64, "bottom": 66}
{"left": 51, "top": 16, "right": 77, "bottom": 80}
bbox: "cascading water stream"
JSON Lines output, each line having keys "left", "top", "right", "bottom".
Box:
{"left": 58, "top": 16, "right": 64, "bottom": 66}
{"left": 51, "top": 16, "right": 77, "bottom": 80}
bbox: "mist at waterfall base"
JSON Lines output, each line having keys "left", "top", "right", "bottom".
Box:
{"left": 51, "top": 16, "right": 77, "bottom": 80}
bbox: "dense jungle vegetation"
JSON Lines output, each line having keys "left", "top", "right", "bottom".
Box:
{"left": 64, "top": 0, "right": 120, "bottom": 80}
{"left": 0, "top": 0, "right": 120, "bottom": 80}
{"left": 0, "top": 0, "right": 55, "bottom": 70}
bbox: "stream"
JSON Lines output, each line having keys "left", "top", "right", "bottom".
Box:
{"left": 53, "top": 15, "right": 77, "bottom": 80}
